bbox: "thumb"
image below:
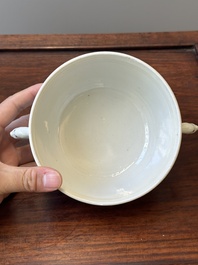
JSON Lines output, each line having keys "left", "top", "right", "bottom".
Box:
{"left": 0, "top": 163, "right": 62, "bottom": 194}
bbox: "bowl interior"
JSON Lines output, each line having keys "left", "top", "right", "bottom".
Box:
{"left": 30, "top": 52, "right": 181, "bottom": 205}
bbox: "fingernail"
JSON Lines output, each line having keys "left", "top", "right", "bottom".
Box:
{"left": 43, "top": 172, "right": 61, "bottom": 189}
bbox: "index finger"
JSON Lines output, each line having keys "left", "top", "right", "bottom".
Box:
{"left": 0, "top": 84, "right": 42, "bottom": 128}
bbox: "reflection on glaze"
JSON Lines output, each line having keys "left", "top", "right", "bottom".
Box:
{"left": 44, "top": 120, "right": 49, "bottom": 132}
{"left": 135, "top": 123, "right": 149, "bottom": 165}
{"left": 116, "top": 188, "right": 133, "bottom": 197}
{"left": 111, "top": 162, "right": 134, "bottom": 178}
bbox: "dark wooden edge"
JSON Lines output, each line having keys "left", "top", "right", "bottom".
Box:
{"left": 195, "top": 44, "right": 198, "bottom": 57}
{"left": 0, "top": 31, "right": 198, "bottom": 50}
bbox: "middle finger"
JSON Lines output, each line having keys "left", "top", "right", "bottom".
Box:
{"left": 17, "top": 144, "right": 34, "bottom": 166}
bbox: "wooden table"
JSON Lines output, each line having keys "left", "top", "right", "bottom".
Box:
{"left": 0, "top": 32, "right": 198, "bottom": 265}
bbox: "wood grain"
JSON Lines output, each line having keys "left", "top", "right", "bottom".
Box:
{"left": 0, "top": 32, "right": 198, "bottom": 265}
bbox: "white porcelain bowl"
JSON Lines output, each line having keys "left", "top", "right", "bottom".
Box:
{"left": 29, "top": 52, "right": 182, "bottom": 205}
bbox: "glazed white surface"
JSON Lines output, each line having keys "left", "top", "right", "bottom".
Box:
{"left": 29, "top": 52, "right": 182, "bottom": 205}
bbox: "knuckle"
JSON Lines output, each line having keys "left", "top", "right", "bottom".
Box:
{"left": 22, "top": 168, "right": 38, "bottom": 192}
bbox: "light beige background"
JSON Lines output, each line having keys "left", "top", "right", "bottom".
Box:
{"left": 0, "top": 0, "right": 197, "bottom": 34}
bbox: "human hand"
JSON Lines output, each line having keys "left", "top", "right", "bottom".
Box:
{"left": 0, "top": 84, "right": 62, "bottom": 203}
